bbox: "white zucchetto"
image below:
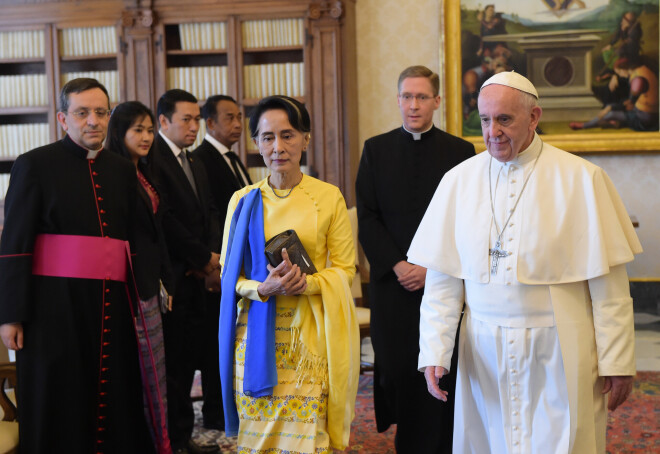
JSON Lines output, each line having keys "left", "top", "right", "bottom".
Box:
{"left": 481, "top": 71, "right": 539, "bottom": 99}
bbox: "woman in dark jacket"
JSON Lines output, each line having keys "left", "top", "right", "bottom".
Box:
{"left": 107, "top": 101, "right": 175, "bottom": 454}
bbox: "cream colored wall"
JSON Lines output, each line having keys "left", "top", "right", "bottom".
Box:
{"left": 355, "top": 0, "right": 660, "bottom": 278}
{"left": 356, "top": 0, "right": 443, "bottom": 148}
{"left": 582, "top": 154, "right": 660, "bottom": 278}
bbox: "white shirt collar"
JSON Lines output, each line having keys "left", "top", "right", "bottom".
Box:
{"left": 159, "top": 130, "right": 184, "bottom": 158}
{"left": 205, "top": 133, "right": 231, "bottom": 155}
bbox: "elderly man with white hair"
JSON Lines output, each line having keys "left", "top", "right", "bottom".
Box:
{"left": 410, "top": 71, "right": 642, "bottom": 453}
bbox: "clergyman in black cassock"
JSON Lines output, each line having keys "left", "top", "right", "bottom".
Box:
{"left": 356, "top": 66, "right": 475, "bottom": 453}
{"left": 0, "top": 79, "right": 156, "bottom": 453}
{"left": 0, "top": 137, "right": 153, "bottom": 450}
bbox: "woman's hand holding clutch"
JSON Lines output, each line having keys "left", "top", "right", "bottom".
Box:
{"left": 257, "top": 249, "right": 307, "bottom": 297}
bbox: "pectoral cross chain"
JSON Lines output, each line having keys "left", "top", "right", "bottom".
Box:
{"left": 489, "top": 240, "right": 510, "bottom": 275}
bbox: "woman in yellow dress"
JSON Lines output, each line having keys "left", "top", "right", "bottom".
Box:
{"left": 219, "top": 95, "right": 360, "bottom": 453}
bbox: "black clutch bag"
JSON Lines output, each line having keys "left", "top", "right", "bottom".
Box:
{"left": 265, "top": 229, "right": 318, "bottom": 275}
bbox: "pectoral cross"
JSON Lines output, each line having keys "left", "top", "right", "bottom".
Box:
{"left": 489, "top": 240, "right": 510, "bottom": 275}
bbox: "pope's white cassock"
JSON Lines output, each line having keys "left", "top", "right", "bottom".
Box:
{"left": 409, "top": 132, "right": 642, "bottom": 454}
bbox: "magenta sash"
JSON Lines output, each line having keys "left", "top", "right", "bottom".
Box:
{"left": 31, "top": 233, "right": 172, "bottom": 454}
{"left": 32, "top": 233, "right": 128, "bottom": 281}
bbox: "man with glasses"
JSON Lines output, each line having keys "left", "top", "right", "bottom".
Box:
{"left": 0, "top": 78, "right": 158, "bottom": 452}
{"left": 356, "top": 65, "right": 474, "bottom": 453}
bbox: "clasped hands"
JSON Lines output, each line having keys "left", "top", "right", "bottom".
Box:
{"left": 393, "top": 260, "right": 427, "bottom": 292}
{"left": 257, "top": 248, "right": 307, "bottom": 298}
{"left": 186, "top": 251, "right": 221, "bottom": 293}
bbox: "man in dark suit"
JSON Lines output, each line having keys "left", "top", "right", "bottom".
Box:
{"left": 192, "top": 95, "right": 252, "bottom": 434}
{"left": 194, "top": 95, "right": 252, "bottom": 230}
{"left": 155, "top": 89, "right": 220, "bottom": 454}
{"left": 356, "top": 65, "right": 475, "bottom": 453}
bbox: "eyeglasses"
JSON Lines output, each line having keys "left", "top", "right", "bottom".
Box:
{"left": 398, "top": 93, "right": 435, "bottom": 103}
{"left": 66, "top": 108, "right": 111, "bottom": 119}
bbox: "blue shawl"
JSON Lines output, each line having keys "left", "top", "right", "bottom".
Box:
{"left": 218, "top": 188, "right": 277, "bottom": 437}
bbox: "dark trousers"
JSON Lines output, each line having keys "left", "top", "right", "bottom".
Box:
{"left": 162, "top": 276, "right": 205, "bottom": 449}
{"left": 201, "top": 291, "right": 224, "bottom": 429}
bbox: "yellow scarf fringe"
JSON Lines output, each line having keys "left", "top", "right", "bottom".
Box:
{"left": 290, "top": 326, "right": 329, "bottom": 390}
{"left": 290, "top": 268, "right": 360, "bottom": 450}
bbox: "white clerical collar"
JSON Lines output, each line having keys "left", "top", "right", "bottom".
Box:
{"left": 68, "top": 136, "right": 101, "bottom": 159}
{"left": 403, "top": 124, "right": 433, "bottom": 141}
{"left": 159, "top": 130, "right": 184, "bottom": 158}
{"left": 86, "top": 149, "right": 100, "bottom": 159}
{"left": 205, "top": 133, "right": 231, "bottom": 155}
{"left": 498, "top": 133, "right": 542, "bottom": 169}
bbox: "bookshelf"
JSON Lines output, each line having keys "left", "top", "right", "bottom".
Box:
{"left": 237, "top": 17, "right": 307, "bottom": 171}
{"left": 54, "top": 24, "right": 122, "bottom": 140}
{"left": 0, "top": 0, "right": 358, "bottom": 206}
{"left": 163, "top": 21, "right": 229, "bottom": 101}
{"left": 0, "top": 26, "right": 51, "bottom": 193}
{"left": 0, "top": 22, "right": 123, "bottom": 190}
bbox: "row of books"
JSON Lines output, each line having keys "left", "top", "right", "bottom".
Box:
{"left": 2, "top": 17, "right": 303, "bottom": 61}
{"left": 61, "top": 71, "right": 120, "bottom": 103}
{"left": 0, "top": 123, "right": 50, "bottom": 157}
{"left": 167, "top": 66, "right": 228, "bottom": 102}
{"left": 0, "top": 30, "right": 44, "bottom": 60}
{"left": 242, "top": 19, "right": 304, "bottom": 48}
{"left": 178, "top": 22, "right": 227, "bottom": 51}
{"left": 243, "top": 63, "right": 304, "bottom": 99}
{"left": 59, "top": 26, "right": 117, "bottom": 57}
{"left": 0, "top": 74, "right": 48, "bottom": 108}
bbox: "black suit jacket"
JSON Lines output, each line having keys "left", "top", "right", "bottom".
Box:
{"left": 192, "top": 139, "right": 244, "bottom": 243}
{"left": 133, "top": 164, "right": 175, "bottom": 300}
{"left": 153, "top": 135, "right": 220, "bottom": 283}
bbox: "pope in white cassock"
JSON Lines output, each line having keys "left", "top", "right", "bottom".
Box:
{"left": 409, "top": 71, "right": 642, "bottom": 454}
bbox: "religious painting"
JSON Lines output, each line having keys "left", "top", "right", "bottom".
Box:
{"left": 443, "top": 0, "right": 660, "bottom": 152}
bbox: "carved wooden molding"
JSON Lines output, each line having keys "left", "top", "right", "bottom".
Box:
{"left": 3, "top": 0, "right": 116, "bottom": 3}
{"left": 308, "top": 1, "right": 343, "bottom": 21}
{"left": 124, "top": 0, "right": 152, "bottom": 8}
{"left": 121, "top": 8, "right": 155, "bottom": 28}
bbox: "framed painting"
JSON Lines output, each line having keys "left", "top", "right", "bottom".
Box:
{"left": 444, "top": 0, "right": 660, "bottom": 152}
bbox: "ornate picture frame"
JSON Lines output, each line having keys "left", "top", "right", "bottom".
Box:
{"left": 443, "top": 1, "right": 660, "bottom": 153}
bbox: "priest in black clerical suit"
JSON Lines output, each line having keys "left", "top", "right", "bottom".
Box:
{"left": 356, "top": 66, "right": 475, "bottom": 453}
{"left": 153, "top": 89, "right": 221, "bottom": 453}
{"left": 192, "top": 95, "right": 252, "bottom": 432}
